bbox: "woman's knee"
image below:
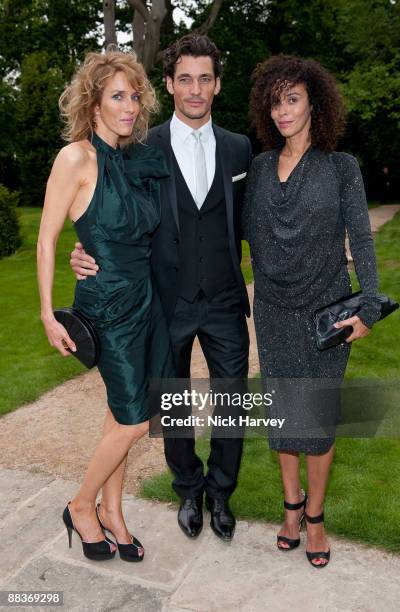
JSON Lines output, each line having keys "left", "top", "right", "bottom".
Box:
{"left": 115, "top": 420, "right": 149, "bottom": 443}
{"left": 134, "top": 420, "right": 149, "bottom": 438}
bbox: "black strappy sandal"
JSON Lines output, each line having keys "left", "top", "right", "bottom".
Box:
{"left": 305, "top": 511, "right": 331, "bottom": 568}
{"left": 96, "top": 503, "right": 144, "bottom": 562}
{"left": 277, "top": 490, "right": 307, "bottom": 551}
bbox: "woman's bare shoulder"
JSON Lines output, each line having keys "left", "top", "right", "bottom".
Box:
{"left": 48, "top": 141, "right": 95, "bottom": 186}
{"left": 56, "top": 140, "right": 95, "bottom": 167}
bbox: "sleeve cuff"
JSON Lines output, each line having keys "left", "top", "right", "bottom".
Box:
{"left": 357, "top": 302, "right": 381, "bottom": 329}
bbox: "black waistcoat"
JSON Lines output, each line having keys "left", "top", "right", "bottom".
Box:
{"left": 173, "top": 151, "right": 237, "bottom": 302}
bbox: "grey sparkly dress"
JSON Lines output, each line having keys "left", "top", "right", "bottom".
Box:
{"left": 242, "top": 146, "right": 381, "bottom": 454}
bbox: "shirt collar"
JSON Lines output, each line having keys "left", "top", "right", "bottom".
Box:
{"left": 170, "top": 112, "right": 213, "bottom": 144}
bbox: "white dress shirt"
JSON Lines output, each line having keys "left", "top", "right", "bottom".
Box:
{"left": 170, "top": 112, "right": 216, "bottom": 206}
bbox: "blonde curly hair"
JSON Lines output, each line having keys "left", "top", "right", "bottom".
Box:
{"left": 59, "top": 50, "right": 158, "bottom": 146}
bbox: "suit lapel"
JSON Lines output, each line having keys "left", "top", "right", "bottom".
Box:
{"left": 214, "top": 124, "right": 237, "bottom": 259}
{"left": 156, "top": 120, "right": 180, "bottom": 232}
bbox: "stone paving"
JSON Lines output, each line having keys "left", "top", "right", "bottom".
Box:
{"left": 1, "top": 468, "right": 399, "bottom": 612}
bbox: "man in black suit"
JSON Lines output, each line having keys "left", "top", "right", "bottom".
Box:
{"left": 71, "top": 34, "right": 251, "bottom": 541}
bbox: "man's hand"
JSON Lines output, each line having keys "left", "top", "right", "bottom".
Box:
{"left": 70, "top": 242, "right": 98, "bottom": 280}
{"left": 334, "top": 315, "right": 370, "bottom": 343}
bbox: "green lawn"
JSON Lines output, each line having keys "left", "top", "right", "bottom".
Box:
{"left": 141, "top": 211, "right": 400, "bottom": 552}
{"left": 241, "top": 240, "right": 253, "bottom": 284}
{"left": 0, "top": 208, "right": 85, "bottom": 416}
{"left": 141, "top": 435, "right": 400, "bottom": 552}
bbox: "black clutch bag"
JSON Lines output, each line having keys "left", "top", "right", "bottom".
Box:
{"left": 53, "top": 308, "right": 101, "bottom": 368}
{"left": 314, "top": 291, "right": 399, "bottom": 350}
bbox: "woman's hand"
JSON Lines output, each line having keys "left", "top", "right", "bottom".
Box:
{"left": 334, "top": 315, "right": 370, "bottom": 343}
{"left": 42, "top": 316, "right": 77, "bottom": 356}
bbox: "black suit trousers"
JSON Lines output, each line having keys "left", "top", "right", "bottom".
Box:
{"left": 164, "top": 285, "right": 249, "bottom": 500}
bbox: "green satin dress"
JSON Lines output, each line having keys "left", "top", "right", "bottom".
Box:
{"left": 73, "top": 132, "right": 174, "bottom": 425}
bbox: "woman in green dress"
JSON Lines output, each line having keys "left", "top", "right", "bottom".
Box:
{"left": 37, "top": 50, "right": 174, "bottom": 562}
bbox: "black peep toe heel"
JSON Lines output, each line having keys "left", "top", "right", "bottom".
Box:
{"left": 62, "top": 502, "right": 116, "bottom": 561}
{"left": 96, "top": 503, "right": 144, "bottom": 562}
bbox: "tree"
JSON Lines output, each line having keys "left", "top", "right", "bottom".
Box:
{"left": 0, "top": 0, "right": 399, "bottom": 202}
{"left": 184, "top": 0, "right": 270, "bottom": 137}
{"left": 103, "top": 0, "right": 224, "bottom": 72}
{"left": 15, "top": 52, "right": 65, "bottom": 205}
{"left": 129, "top": 0, "right": 167, "bottom": 72}
{"left": 335, "top": 0, "right": 400, "bottom": 196}
{"left": 0, "top": 0, "right": 102, "bottom": 79}
{"left": 0, "top": 0, "right": 102, "bottom": 199}
{"left": 103, "top": 0, "right": 118, "bottom": 46}
{"left": 0, "top": 80, "right": 18, "bottom": 188}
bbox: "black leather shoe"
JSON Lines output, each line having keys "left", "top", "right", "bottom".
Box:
{"left": 177, "top": 497, "right": 203, "bottom": 538}
{"left": 205, "top": 496, "right": 236, "bottom": 541}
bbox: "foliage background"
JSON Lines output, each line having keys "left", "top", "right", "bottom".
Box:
{"left": 0, "top": 0, "right": 399, "bottom": 205}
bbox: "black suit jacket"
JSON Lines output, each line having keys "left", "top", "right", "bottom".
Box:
{"left": 147, "top": 119, "right": 252, "bottom": 322}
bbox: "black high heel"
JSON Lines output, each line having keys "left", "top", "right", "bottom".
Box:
{"left": 277, "top": 490, "right": 307, "bottom": 551}
{"left": 96, "top": 503, "right": 144, "bottom": 563}
{"left": 62, "top": 503, "right": 116, "bottom": 561}
{"left": 305, "top": 511, "right": 331, "bottom": 568}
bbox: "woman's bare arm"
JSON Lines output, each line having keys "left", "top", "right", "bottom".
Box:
{"left": 37, "top": 144, "right": 88, "bottom": 355}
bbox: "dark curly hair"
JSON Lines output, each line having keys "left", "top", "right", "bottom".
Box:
{"left": 163, "top": 34, "right": 222, "bottom": 79}
{"left": 250, "top": 55, "right": 346, "bottom": 152}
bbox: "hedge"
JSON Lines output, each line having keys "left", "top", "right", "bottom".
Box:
{"left": 0, "top": 184, "right": 22, "bottom": 258}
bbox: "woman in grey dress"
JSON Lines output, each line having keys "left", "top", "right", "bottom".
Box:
{"left": 243, "top": 56, "right": 380, "bottom": 567}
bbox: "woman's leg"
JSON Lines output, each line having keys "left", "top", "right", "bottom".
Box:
{"left": 98, "top": 408, "right": 134, "bottom": 544}
{"left": 277, "top": 450, "right": 305, "bottom": 547}
{"left": 68, "top": 414, "right": 148, "bottom": 545}
{"left": 305, "top": 444, "right": 335, "bottom": 565}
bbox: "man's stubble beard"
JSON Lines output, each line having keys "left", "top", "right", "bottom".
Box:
{"left": 181, "top": 106, "right": 210, "bottom": 121}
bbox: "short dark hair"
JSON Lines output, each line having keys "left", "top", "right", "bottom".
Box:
{"left": 163, "top": 33, "right": 222, "bottom": 79}
{"left": 250, "top": 55, "right": 347, "bottom": 152}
